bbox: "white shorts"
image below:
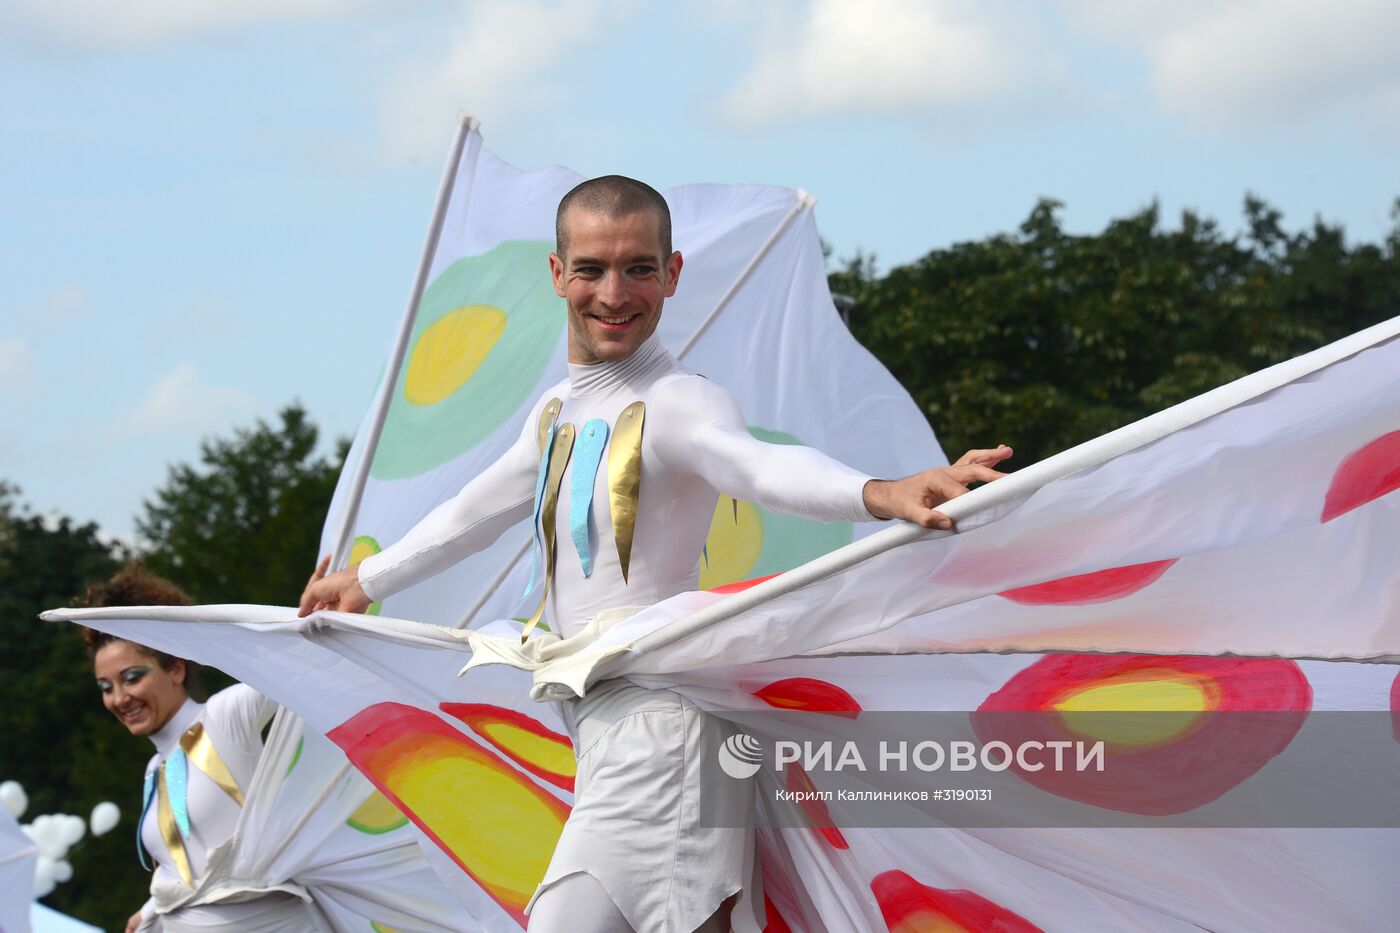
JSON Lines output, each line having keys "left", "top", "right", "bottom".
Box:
{"left": 528, "top": 678, "right": 758, "bottom": 932}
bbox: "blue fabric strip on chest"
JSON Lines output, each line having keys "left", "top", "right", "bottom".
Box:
{"left": 167, "top": 747, "right": 191, "bottom": 838}
{"left": 138, "top": 768, "right": 157, "bottom": 870}
{"left": 522, "top": 423, "right": 557, "bottom": 599}
{"left": 570, "top": 419, "right": 610, "bottom": 577}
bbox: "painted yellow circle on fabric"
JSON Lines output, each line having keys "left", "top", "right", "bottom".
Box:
{"left": 892, "top": 913, "right": 970, "bottom": 933}
{"left": 700, "top": 496, "right": 763, "bottom": 589}
{"left": 350, "top": 535, "right": 384, "bottom": 616}
{"left": 347, "top": 789, "right": 409, "bottom": 834}
{"left": 1055, "top": 672, "right": 1215, "bottom": 746}
{"left": 405, "top": 305, "right": 508, "bottom": 406}
{"left": 392, "top": 749, "right": 564, "bottom": 904}
{"left": 481, "top": 723, "right": 577, "bottom": 779}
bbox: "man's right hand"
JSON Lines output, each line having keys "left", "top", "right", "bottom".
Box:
{"left": 297, "top": 558, "right": 372, "bottom": 617}
{"left": 862, "top": 445, "right": 1013, "bottom": 530}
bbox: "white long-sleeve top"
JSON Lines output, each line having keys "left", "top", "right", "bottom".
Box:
{"left": 359, "top": 334, "right": 876, "bottom": 637}
{"left": 140, "top": 685, "right": 279, "bottom": 928}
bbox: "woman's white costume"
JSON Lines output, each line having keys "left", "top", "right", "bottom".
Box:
{"left": 134, "top": 686, "right": 463, "bottom": 932}
{"left": 356, "top": 333, "right": 875, "bottom": 931}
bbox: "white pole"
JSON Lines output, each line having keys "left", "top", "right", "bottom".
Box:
{"left": 596, "top": 313, "right": 1400, "bottom": 669}
{"left": 452, "top": 190, "right": 815, "bottom": 628}
{"left": 329, "top": 114, "right": 481, "bottom": 570}
{"left": 675, "top": 190, "right": 814, "bottom": 358}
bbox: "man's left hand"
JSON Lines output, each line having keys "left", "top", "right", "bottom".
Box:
{"left": 863, "top": 445, "right": 1013, "bottom": 530}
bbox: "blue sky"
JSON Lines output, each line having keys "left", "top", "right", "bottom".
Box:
{"left": 3, "top": 0, "right": 1398, "bottom": 541}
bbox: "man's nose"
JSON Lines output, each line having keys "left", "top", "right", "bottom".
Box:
{"left": 597, "top": 271, "right": 627, "bottom": 308}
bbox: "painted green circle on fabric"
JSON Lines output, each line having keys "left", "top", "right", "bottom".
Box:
{"left": 371, "top": 240, "right": 564, "bottom": 480}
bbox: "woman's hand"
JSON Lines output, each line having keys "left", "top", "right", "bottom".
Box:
{"left": 125, "top": 908, "right": 145, "bottom": 933}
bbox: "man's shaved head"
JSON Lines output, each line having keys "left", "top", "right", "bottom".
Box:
{"left": 556, "top": 175, "right": 672, "bottom": 258}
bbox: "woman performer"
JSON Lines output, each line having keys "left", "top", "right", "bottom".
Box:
{"left": 86, "top": 562, "right": 329, "bottom": 933}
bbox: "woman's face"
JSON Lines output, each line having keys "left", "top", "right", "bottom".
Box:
{"left": 93, "top": 641, "right": 188, "bottom": 736}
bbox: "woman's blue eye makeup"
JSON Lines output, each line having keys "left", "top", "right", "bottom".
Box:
{"left": 121, "top": 667, "right": 151, "bottom": 685}
{"left": 98, "top": 666, "right": 152, "bottom": 693}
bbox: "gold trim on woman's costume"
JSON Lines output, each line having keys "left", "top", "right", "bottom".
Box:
{"left": 156, "top": 768, "right": 193, "bottom": 884}
{"left": 181, "top": 721, "right": 245, "bottom": 807}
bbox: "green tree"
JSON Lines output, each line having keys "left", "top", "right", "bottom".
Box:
{"left": 832, "top": 196, "right": 1400, "bottom": 467}
{"left": 0, "top": 485, "right": 147, "bottom": 931}
{"left": 137, "top": 405, "right": 346, "bottom": 605}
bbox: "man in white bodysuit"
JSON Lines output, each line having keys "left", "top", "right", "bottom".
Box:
{"left": 301, "top": 176, "right": 1011, "bottom": 932}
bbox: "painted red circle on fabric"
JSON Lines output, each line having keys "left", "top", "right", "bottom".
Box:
{"left": 711, "top": 572, "right": 783, "bottom": 594}
{"left": 1322, "top": 430, "right": 1400, "bottom": 522}
{"left": 998, "top": 559, "right": 1177, "bottom": 605}
{"left": 785, "top": 765, "right": 849, "bottom": 850}
{"left": 754, "top": 677, "right": 862, "bottom": 719}
{"left": 762, "top": 893, "right": 793, "bottom": 933}
{"left": 973, "top": 654, "right": 1311, "bottom": 815}
{"left": 870, "top": 869, "right": 1043, "bottom": 932}
{"left": 1390, "top": 671, "right": 1400, "bottom": 745}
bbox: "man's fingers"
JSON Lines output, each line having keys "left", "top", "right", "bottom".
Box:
{"left": 952, "top": 464, "right": 1007, "bottom": 485}
{"left": 954, "top": 447, "right": 999, "bottom": 466}
{"left": 954, "top": 445, "right": 1013, "bottom": 467}
{"left": 309, "top": 553, "right": 331, "bottom": 584}
{"left": 918, "top": 509, "right": 955, "bottom": 531}
{"left": 299, "top": 577, "right": 331, "bottom": 617}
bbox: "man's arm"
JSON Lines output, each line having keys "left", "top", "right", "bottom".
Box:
{"left": 651, "top": 376, "right": 1009, "bottom": 530}
{"left": 299, "top": 402, "right": 545, "bottom": 616}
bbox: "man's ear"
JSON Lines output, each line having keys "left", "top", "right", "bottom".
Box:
{"left": 664, "top": 250, "right": 683, "bottom": 297}
{"left": 549, "top": 252, "right": 567, "bottom": 298}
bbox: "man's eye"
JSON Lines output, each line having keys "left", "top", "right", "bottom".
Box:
{"left": 576, "top": 266, "right": 602, "bottom": 276}
{"left": 630, "top": 266, "right": 656, "bottom": 276}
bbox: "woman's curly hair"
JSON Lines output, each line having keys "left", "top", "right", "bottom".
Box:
{"left": 82, "top": 561, "right": 205, "bottom": 697}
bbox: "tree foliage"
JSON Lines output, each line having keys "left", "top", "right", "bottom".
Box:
{"left": 136, "top": 405, "right": 345, "bottom": 605}
{"left": 0, "top": 485, "right": 144, "bottom": 931}
{"left": 832, "top": 196, "right": 1400, "bottom": 466}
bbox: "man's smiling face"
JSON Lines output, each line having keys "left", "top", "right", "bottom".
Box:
{"left": 550, "top": 205, "right": 683, "bottom": 364}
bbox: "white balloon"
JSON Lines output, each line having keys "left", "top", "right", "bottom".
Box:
{"left": 90, "top": 801, "right": 121, "bottom": 836}
{"left": 0, "top": 780, "right": 27, "bottom": 819}
{"left": 29, "top": 815, "right": 69, "bottom": 860}
{"left": 58, "top": 813, "right": 86, "bottom": 847}
{"left": 31, "top": 856, "right": 57, "bottom": 898}
{"left": 50, "top": 859, "right": 73, "bottom": 884}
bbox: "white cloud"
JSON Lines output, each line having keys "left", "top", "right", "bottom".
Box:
{"left": 376, "top": 0, "right": 643, "bottom": 161}
{"left": 714, "top": 0, "right": 1043, "bottom": 129}
{"left": 0, "top": 337, "right": 34, "bottom": 401}
{"left": 29, "top": 284, "right": 90, "bottom": 330}
{"left": 108, "top": 362, "right": 257, "bottom": 441}
{"left": 1068, "top": 0, "right": 1400, "bottom": 129}
{"left": 0, "top": 0, "right": 381, "bottom": 52}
